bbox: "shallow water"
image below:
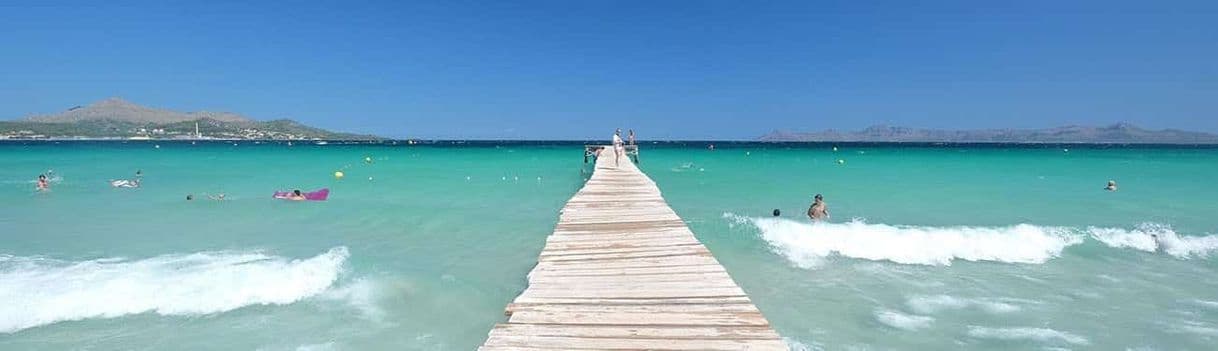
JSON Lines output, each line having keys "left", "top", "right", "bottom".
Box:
{"left": 643, "top": 144, "right": 1218, "bottom": 350}
{"left": 2, "top": 141, "right": 1217, "bottom": 350}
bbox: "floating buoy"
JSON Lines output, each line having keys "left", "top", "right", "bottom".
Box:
{"left": 837, "top": 159, "right": 846, "bottom": 164}
{"left": 364, "top": 156, "right": 373, "bottom": 164}
{"left": 368, "top": 176, "right": 374, "bottom": 181}
{"left": 334, "top": 171, "right": 345, "bottom": 179}
{"left": 745, "top": 151, "right": 751, "bottom": 156}
{"left": 154, "top": 144, "right": 160, "bottom": 149}
{"left": 833, "top": 146, "right": 838, "bottom": 152}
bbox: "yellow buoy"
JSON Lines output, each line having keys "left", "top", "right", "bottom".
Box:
{"left": 334, "top": 171, "right": 345, "bottom": 179}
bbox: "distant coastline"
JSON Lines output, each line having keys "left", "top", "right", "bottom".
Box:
{"left": 760, "top": 123, "right": 1218, "bottom": 144}
{"left": 2, "top": 97, "right": 381, "bottom": 141}
{"left": 6, "top": 139, "right": 1218, "bottom": 149}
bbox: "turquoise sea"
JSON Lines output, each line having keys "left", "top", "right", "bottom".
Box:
{"left": 2, "top": 141, "right": 1217, "bottom": 350}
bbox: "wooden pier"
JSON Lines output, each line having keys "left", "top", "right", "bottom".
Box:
{"left": 479, "top": 146, "right": 785, "bottom": 350}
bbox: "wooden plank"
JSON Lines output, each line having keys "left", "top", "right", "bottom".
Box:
{"left": 518, "top": 287, "right": 746, "bottom": 299}
{"left": 504, "top": 303, "right": 761, "bottom": 315}
{"left": 508, "top": 311, "right": 770, "bottom": 326}
{"left": 527, "top": 272, "right": 735, "bottom": 284}
{"left": 531, "top": 256, "right": 722, "bottom": 270}
{"left": 489, "top": 324, "right": 781, "bottom": 340}
{"left": 528, "top": 265, "right": 727, "bottom": 278}
{"left": 483, "top": 335, "right": 787, "bottom": 350}
{"left": 537, "top": 248, "right": 711, "bottom": 262}
{"left": 520, "top": 281, "right": 744, "bottom": 292}
{"left": 479, "top": 145, "right": 783, "bottom": 350}
{"left": 541, "top": 240, "right": 704, "bottom": 251}
{"left": 509, "top": 296, "right": 755, "bottom": 305}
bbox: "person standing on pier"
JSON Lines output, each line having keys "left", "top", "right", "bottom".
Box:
{"left": 628, "top": 129, "right": 636, "bottom": 146}
{"left": 612, "top": 128, "right": 625, "bottom": 168}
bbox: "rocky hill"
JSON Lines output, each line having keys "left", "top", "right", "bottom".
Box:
{"left": 3, "top": 98, "right": 379, "bottom": 140}
{"left": 759, "top": 124, "right": 1218, "bottom": 144}
{"left": 26, "top": 97, "right": 251, "bottom": 124}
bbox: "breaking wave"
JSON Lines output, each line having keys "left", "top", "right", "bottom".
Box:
{"left": 966, "top": 326, "right": 1090, "bottom": 345}
{"left": 726, "top": 214, "right": 1218, "bottom": 267}
{"left": 906, "top": 295, "right": 1022, "bottom": 314}
{"left": 1089, "top": 223, "right": 1218, "bottom": 258}
{"left": 726, "top": 214, "right": 1082, "bottom": 266}
{"left": 874, "top": 309, "right": 934, "bottom": 330}
{"left": 0, "top": 246, "right": 350, "bottom": 333}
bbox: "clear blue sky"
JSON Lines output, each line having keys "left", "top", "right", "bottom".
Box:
{"left": 2, "top": 1, "right": 1215, "bottom": 139}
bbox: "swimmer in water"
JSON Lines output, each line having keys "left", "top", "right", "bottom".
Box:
{"left": 36, "top": 174, "right": 50, "bottom": 191}
{"left": 773, "top": 209, "right": 781, "bottom": 217}
{"left": 186, "top": 194, "right": 194, "bottom": 201}
{"left": 1105, "top": 180, "right": 1117, "bottom": 191}
{"left": 1149, "top": 233, "right": 1167, "bottom": 253}
{"left": 807, "top": 194, "right": 829, "bottom": 221}
{"left": 208, "top": 193, "right": 226, "bottom": 201}
{"left": 287, "top": 189, "right": 307, "bottom": 201}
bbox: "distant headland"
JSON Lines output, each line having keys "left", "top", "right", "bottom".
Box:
{"left": 760, "top": 124, "right": 1218, "bottom": 144}
{"left": 1, "top": 97, "right": 380, "bottom": 140}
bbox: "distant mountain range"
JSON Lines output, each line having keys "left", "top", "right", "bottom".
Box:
{"left": 2, "top": 98, "right": 379, "bottom": 140}
{"left": 759, "top": 124, "right": 1218, "bottom": 144}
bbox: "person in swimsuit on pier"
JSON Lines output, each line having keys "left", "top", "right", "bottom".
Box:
{"left": 612, "top": 129, "right": 625, "bottom": 168}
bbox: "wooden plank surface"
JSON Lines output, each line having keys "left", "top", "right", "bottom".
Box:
{"left": 479, "top": 146, "right": 785, "bottom": 350}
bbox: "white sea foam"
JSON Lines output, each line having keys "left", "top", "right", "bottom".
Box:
{"left": 906, "top": 295, "right": 1021, "bottom": 314}
{"left": 728, "top": 214, "right": 1218, "bottom": 266}
{"left": 1195, "top": 300, "right": 1218, "bottom": 310}
{"left": 966, "top": 326, "right": 1090, "bottom": 345}
{"left": 1170, "top": 320, "right": 1218, "bottom": 337}
{"left": 0, "top": 247, "right": 349, "bottom": 333}
{"left": 320, "top": 277, "right": 384, "bottom": 321}
{"left": 295, "top": 342, "right": 337, "bottom": 351}
{"left": 727, "top": 214, "right": 1082, "bottom": 266}
{"left": 1090, "top": 223, "right": 1218, "bottom": 259}
{"left": 874, "top": 309, "right": 934, "bottom": 330}
{"left": 784, "top": 337, "right": 824, "bottom": 351}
